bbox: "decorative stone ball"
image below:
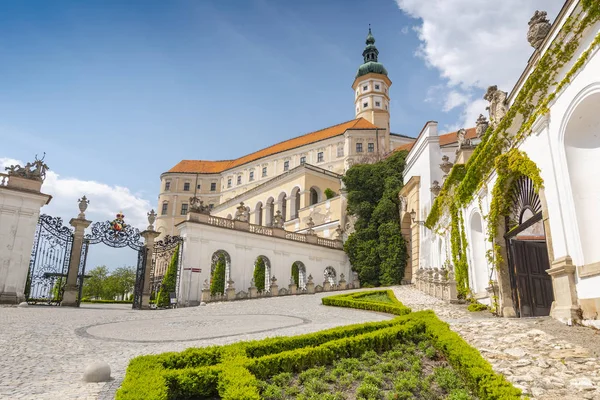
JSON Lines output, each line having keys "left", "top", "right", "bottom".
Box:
{"left": 82, "top": 361, "right": 111, "bottom": 382}
{"left": 18, "top": 302, "right": 29, "bottom": 307}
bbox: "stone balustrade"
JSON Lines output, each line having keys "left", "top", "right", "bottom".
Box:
{"left": 414, "top": 267, "right": 459, "bottom": 303}
{"left": 188, "top": 210, "right": 343, "bottom": 250}
{"left": 199, "top": 274, "right": 356, "bottom": 304}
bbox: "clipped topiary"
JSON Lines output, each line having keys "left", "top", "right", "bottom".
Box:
{"left": 291, "top": 262, "right": 299, "bottom": 286}
{"left": 254, "top": 257, "right": 266, "bottom": 293}
{"left": 210, "top": 254, "right": 226, "bottom": 296}
{"left": 156, "top": 245, "right": 180, "bottom": 307}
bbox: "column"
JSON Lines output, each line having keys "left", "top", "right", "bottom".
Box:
{"left": 61, "top": 217, "right": 91, "bottom": 307}
{"left": 141, "top": 230, "right": 160, "bottom": 310}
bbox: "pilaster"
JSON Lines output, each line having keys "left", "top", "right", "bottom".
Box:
{"left": 140, "top": 230, "right": 160, "bottom": 309}
{"left": 61, "top": 217, "right": 91, "bottom": 307}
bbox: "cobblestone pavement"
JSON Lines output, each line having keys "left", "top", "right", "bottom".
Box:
{"left": 392, "top": 286, "right": 600, "bottom": 400}
{"left": 0, "top": 293, "right": 390, "bottom": 400}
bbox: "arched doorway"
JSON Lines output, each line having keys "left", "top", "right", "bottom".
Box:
{"left": 291, "top": 261, "right": 307, "bottom": 289}
{"left": 290, "top": 187, "right": 301, "bottom": 220}
{"left": 324, "top": 266, "right": 336, "bottom": 285}
{"left": 469, "top": 211, "right": 488, "bottom": 294}
{"left": 564, "top": 91, "right": 600, "bottom": 265}
{"left": 210, "top": 250, "right": 231, "bottom": 295}
{"left": 278, "top": 192, "right": 287, "bottom": 221}
{"left": 253, "top": 255, "right": 271, "bottom": 292}
{"left": 254, "top": 202, "right": 263, "bottom": 226}
{"left": 505, "top": 176, "right": 554, "bottom": 317}
{"left": 309, "top": 187, "right": 320, "bottom": 205}
{"left": 265, "top": 197, "right": 274, "bottom": 227}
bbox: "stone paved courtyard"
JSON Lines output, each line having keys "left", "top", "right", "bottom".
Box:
{"left": 1, "top": 286, "right": 600, "bottom": 399}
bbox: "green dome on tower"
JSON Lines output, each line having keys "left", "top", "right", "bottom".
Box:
{"left": 355, "top": 26, "right": 388, "bottom": 79}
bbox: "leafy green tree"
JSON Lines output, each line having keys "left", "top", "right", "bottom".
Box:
{"left": 253, "top": 257, "right": 266, "bottom": 293}
{"left": 324, "top": 188, "right": 336, "bottom": 199}
{"left": 343, "top": 150, "right": 409, "bottom": 286}
{"left": 157, "top": 245, "right": 180, "bottom": 307}
{"left": 291, "top": 262, "right": 300, "bottom": 286}
{"left": 83, "top": 266, "right": 109, "bottom": 299}
{"left": 210, "top": 254, "right": 226, "bottom": 296}
{"left": 109, "top": 266, "right": 136, "bottom": 299}
{"left": 51, "top": 277, "right": 65, "bottom": 300}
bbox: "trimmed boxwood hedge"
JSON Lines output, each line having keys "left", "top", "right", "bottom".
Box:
{"left": 116, "top": 290, "right": 520, "bottom": 400}
{"left": 80, "top": 299, "right": 133, "bottom": 304}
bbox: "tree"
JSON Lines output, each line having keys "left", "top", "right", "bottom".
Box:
{"left": 343, "top": 150, "right": 409, "bottom": 286}
{"left": 109, "top": 266, "right": 136, "bottom": 299}
{"left": 253, "top": 257, "right": 266, "bottom": 293}
{"left": 157, "top": 245, "right": 180, "bottom": 307}
{"left": 210, "top": 254, "right": 226, "bottom": 296}
{"left": 51, "top": 277, "right": 65, "bottom": 300}
{"left": 291, "top": 262, "right": 300, "bottom": 286}
{"left": 324, "top": 188, "right": 336, "bottom": 199}
{"left": 83, "top": 266, "right": 109, "bottom": 299}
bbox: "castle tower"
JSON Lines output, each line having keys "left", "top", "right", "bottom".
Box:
{"left": 352, "top": 27, "right": 392, "bottom": 138}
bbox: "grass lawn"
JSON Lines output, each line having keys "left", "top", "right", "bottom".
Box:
{"left": 358, "top": 291, "right": 395, "bottom": 304}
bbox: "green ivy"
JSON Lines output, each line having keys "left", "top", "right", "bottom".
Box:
{"left": 210, "top": 254, "right": 226, "bottom": 296}
{"left": 253, "top": 257, "right": 266, "bottom": 293}
{"left": 156, "top": 245, "right": 180, "bottom": 307}
{"left": 291, "top": 262, "right": 300, "bottom": 286}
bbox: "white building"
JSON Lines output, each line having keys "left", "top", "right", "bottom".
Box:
{"left": 402, "top": 1, "right": 600, "bottom": 327}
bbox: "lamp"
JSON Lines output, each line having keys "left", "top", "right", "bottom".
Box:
{"left": 409, "top": 209, "right": 425, "bottom": 226}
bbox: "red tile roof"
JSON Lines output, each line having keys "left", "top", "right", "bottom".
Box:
{"left": 167, "top": 118, "right": 378, "bottom": 174}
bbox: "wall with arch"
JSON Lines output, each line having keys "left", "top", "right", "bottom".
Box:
{"left": 176, "top": 218, "right": 351, "bottom": 305}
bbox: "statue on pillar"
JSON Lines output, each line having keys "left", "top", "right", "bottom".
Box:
{"left": 475, "top": 114, "right": 489, "bottom": 138}
{"left": 234, "top": 202, "right": 248, "bottom": 222}
{"left": 527, "top": 11, "right": 551, "bottom": 49}
{"left": 484, "top": 85, "right": 508, "bottom": 128}
{"left": 189, "top": 196, "right": 210, "bottom": 214}
{"left": 273, "top": 210, "right": 284, "bottom": 228}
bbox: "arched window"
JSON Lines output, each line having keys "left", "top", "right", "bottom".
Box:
{"left": 291, "top": 261, "right": 307, "bottom": 290}
{"left": 265, "top": 197, "right": 274, "bottom": 226}
{"left": 254, "top": 255, "right": 271, "bottom": 292}
{"left": 310, "top": 187, "right": 320, "bottom": 205}
{"left": 254, "top": 202, "right": 263, "bottom": 225}
{"left": 210, "top": 250, "right": 231, "bottom": 294}
{"left": 278, "top": 192, "right": 287, "bottom": 221}
{"left": 290, "top": 187, "right": 301, "bottom": 219}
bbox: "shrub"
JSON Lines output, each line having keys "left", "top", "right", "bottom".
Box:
{"left": 210, "top": 253, "right": 226, "bottom": 295}
{"left": 79, "top": 299, "right": 133, "bottom": 304}
{"left": 467, "top": 303, "right": 489, "bottom": 312}
{"left": 253, "top": 257, "right": 266, "bottom": 293}
{"left": 324, "top": 188, "right": 336, "bottom": 199}
{"left": 291, "top": 262, "right": 300, "bottom": 286}
{"left": 156, "top": 245, "right": 179, "bottom": 307}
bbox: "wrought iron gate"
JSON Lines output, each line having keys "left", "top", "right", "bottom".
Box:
{"left": 26, "top": 215, "right": 74, "bottom": 305}
{"left": 151, "top": 235, "right": 183, "bottom": 302}
{"left": 133, "top": 246, "right": 147, "bottom": 309}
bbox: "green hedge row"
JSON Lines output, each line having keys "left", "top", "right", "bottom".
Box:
{"left": 80, "top": 299, "right": 133, "bottom": 304}
{"left": 117, "top": 291, "right": 520, "bottom": 400}
{"left": 321, "top": 289, "right": 412, "bottom": 316}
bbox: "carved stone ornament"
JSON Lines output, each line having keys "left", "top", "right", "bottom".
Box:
{"left": 306, "top": 217, "right": 316, "bottom": 235}
{"left": 234, "top": 202, "right": 248, "bottom": 222}
{"left": 440, "top": 155, "right": 454, "bottom": 175}
{"left": 4, "top": 153, "right": 49, "bottom": 182}
{"left": 398, "top": 195, "right": 408, "bottom": 212}
{"left": 203, "top": 279, "right": 210, "bottom": 290}
{"left": 78, "top": 196, "right": 89, "bottom": 219}
{"left": 307, "top": 274, "right": 314, "bottom": 283}
{"left": 456, "top": 128, "right": 473, "bottom": 153}
{"left": 475, "top": 114, "right": 489, "bottom": 138}
{"left": 484, "top": 85, "right": 508, "bottom": 127}
{"left": 272, "top": 210, "right": 284, "bottom": 228}
{"left": 527, "top": 10, "right": 551, "bottom": 49}
{"left": 335, "top": 224, "right": 343, "bottom": 240}
{"left": 430, "top": 181, "right": 442, "bottom": 197}
{"left": 189, "top": 196, "right": 210, "bottom": 214}
{"left": 147, "top": 209, "right": 157, "bottom": 230}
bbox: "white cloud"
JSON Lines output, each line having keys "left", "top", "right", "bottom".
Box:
{"left": 396, "top": 0, "right": 564, "bottom": 128}
{"left": 400, "top": 26, "right": 410, "bottom": 35}
{"left": 1, "top": 158, "right": 152, "bottom": 230}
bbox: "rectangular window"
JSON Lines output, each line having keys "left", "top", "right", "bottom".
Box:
{"left": 363, "top": 85, "right": 367, "bottom": 90}
{"left": 363, "top": 102, "right": 368, "bottom": 108}
{"left": 368, "top": 143, "right": 375, "bottom": 153}
{"left": 227, "top": 178, "right": 232, "bottom": 188}
{"left": 161, "top": 203, "right": 168, "bottom": 215}
{"left": 262, "top": 167, "right": 267, "bottom": 177}
{"left": 317, "top": 152, "right": 324, "bottom": 163}
{"left": 375, "top": 84, "right": 380, "bottom": 90}
{"left": 237, "top": 176, "right": 242, "bottom": 185}
{"left": 283, "top": 161, "right": 289, "bottom": 171}
{"left": 337, "top": 146, "right": 344, "bottom": 157}
{"left": 180, "top": 203, "right": 188, "bottom": 215}
{"left": 375, "top": 101, "right": 381, "bottom": 107}
{"left": 197, "top": 184, "right": 201, "bottom": 190}
{"left": 164, "top": 181, "right": 171, "bottom": 191}
{"left": 249, "top": 171, "right": 254, "bottom": 181}
{"left": 300, "top": 156, "right": 306, "bottom": 164}
{"left": 209, "top": 204, "right": 214, "bottom": 210}
{"left": 210, "top": 182, "right": 216, "bottom": 191}
{"left": 356, "top": 143, "right": 363, "bottom": 153}
{"left": 183, "top": 182, "right": 190, "bottom": 191}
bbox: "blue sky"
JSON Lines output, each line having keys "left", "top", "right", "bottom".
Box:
{"left": 1, "top": 0, "right": 560, "bottom": 270}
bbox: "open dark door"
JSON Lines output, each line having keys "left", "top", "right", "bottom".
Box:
{"left": 509, "top": 240, "right": 553, "bottom": 317}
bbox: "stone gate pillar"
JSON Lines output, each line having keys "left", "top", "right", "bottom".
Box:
{"left": 0, "top": 159, "right": 52, "bottom": 304}
{"left": 62, "top": 198, "right": 91, "bottom": 307}
{"left": 141, "top": 229, "right": 160, "bottom": 310}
